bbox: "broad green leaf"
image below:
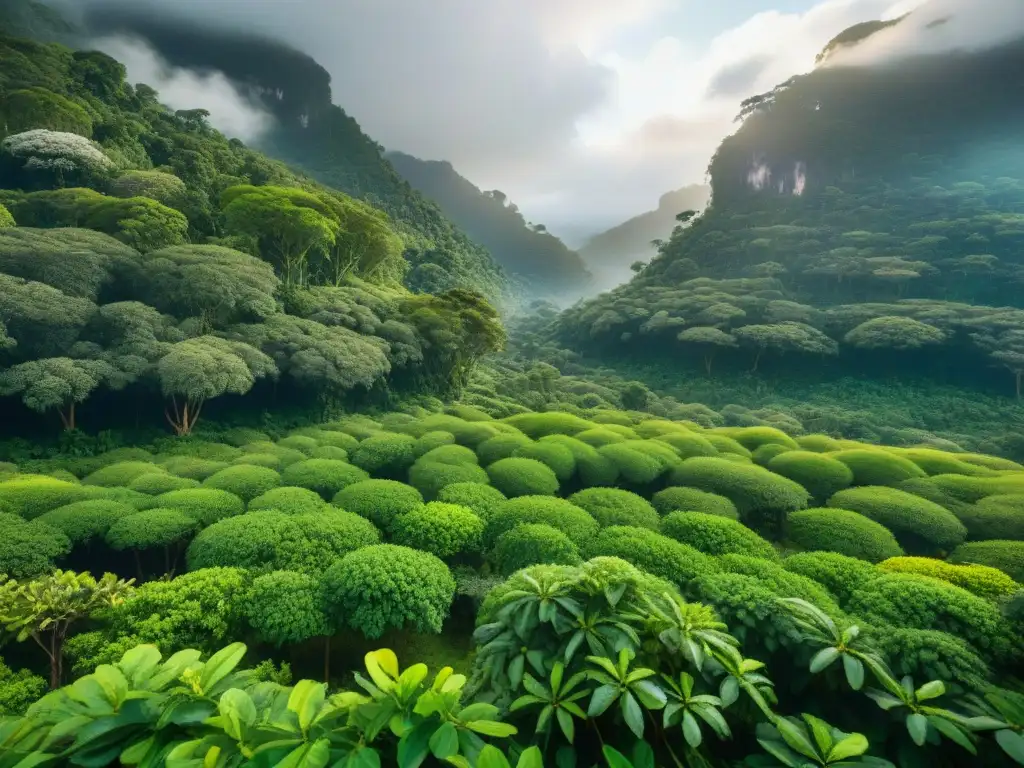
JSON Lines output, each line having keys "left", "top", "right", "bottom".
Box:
{"left": 621, "top": 692, "right": 644, "bottom": 739}
{"left": 430, "top": 723, "right": 459, "bottom": 760}
{"left": 219, "top": 688, "right": 257, "bottom": 741}
{"left": 601, "top": 746, "right": 634, "bottom": 768}
{"left": 927, "top": 717, "right": 976, "bottom": 754}
{"left": 906, "top": 713, "right": 929, "bottom": 746}
{"left": 631, "top": 680, "right": 666, "bottom": 710}
{"left": 198, "top": 643, "right": 247, "bottom": 693}
{"left": 288, "top": 680, "right": 326, "bottom": 733}
{"left": 345, "top": 747, "right": 382, "bottom": 768}
{"left": 508, "top": 655, "right": 525, "bottom": 691}
{"left": 465, "top": 721, "right": 517, "bottom": 738}
{"left": 459, "top": 703, "right": 501, "bottom": 722}
{"left": 630, "top": 740, "right": 654, "bottom": 768}
{"left": 398, "top": 720, "right": 434, "bottom": 768}
{"left": 995, "top": 729, "right": 1024, "bottom": 765}
{"left": 588, "top": 684, "right": 619, "bottom": 717}
{"left": 774, "top": 719, "right": 818, "bottom": 760}
{"left": 117, "top": 645, "right": 162, "bottom": 688}
{"left": 365, "top": 650, "right": 399, "bottom": 691}
{"left": 556, "top": 708, "right": 575, "bottom": 744}
{"left": 843, "top": 655, "right": 865, "bottom": 691}
{"left": 119, "top": 737, "right": 155, "bottom": 765}
{"left": 719, "top": 677, "right": 739, "bottom": 708}
{"left": 516, "top": 746, "right": 544, "bottom": 768}
{"left": 803, "top": 714, "right": 833, "bottom": 756}
{"left": 809, "top": 647, "right": 840, "bottom": 675}
{"left": 476, "top": 745, "right": 512, "bottom": 768}
{"left": 682, "top": 711, "right": 702, "bottom": 748}
{"left": 915, "top": 681, "right": 945, "bottom": 702}
{"left": 555, "top": 746, "right": 577, "bottom": 768}
{"left": 828, "top": 733, "right": 868, "bottom": 762}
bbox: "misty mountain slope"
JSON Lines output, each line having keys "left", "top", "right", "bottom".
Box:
{"left": 387, "top": 151, "right": 591, "bottom": 296}
{"left": 577, "top": 184, "right": 710, "bottom": 287}
{"left": 0, "top": 0, "right": 74, "bottom": 42}
{"left": 555, "top": 24, "right": 1024, "bottom": 398}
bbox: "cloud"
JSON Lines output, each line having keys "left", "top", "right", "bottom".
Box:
{"left": 706, "top": 55, "right": 773, "bottom": 98}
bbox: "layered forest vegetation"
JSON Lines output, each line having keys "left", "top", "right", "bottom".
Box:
{"left": 0, "top": 6, "right": 1023, "bottom": 768}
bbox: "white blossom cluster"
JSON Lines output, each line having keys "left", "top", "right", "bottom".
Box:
{"left": 1, "top": 129, "right": 113, "bottom": 171}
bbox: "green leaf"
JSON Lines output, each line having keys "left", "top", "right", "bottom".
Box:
{"left": 555, "top": 746, "right": 577, "bottom": 768}
{"left": 465, "top": 721, "right": 517, "bottom": 738}
{"left": 906, "top": 713, "right": 929, "bottom": 746}
{"left": 995, "top": 729, "right": 1024, "bottom": 765}
{"left": 345, "top": 747, "right": 382, "bottom": 768}
{"left": 621, "top": 692, "right": 644, "bottom": 739}
{"left": 288, "top": 680, "right": 326, "bottom": 733}
{"left": 719, "top": 677, "right": 739, "bottom": 708}
{"left": 588, "top": 684, "right": 619, "bottom": 717}
{"left": 915, "top": 681, "right": 945, "bottom": 702}
{"left": 398, "top": 719, "right": 434, "bottom": 768}
{"left": 842, "top": 655, "right": 865, "bottom": 691}
{"left": 429, "top": 722, "right": 459, "bottom": 760}
{"left": 508, "top": 655, "right": 525, "bottom": 691}
{"left": 117, "top": 645, "right": 162, "bottom": 688}
{"left": 522, "top": 674, "right": 548, "bottom": 700}
{"left": 774, "top": 718, "right": 819, "bottom": 760}
{"left": 803, "top": 714, "right": 834, "bottom": 756}
{"left": 630, "top": 741, "right": 654, "bottom": 768}
{"left": 556, "top": 708, "right": 575, "bottom": 743}
{"left": 219, "top": 688, "right": 257, "bottom": 741}
{"left": 119, "top": 737, "right": 155, "bottom": 765}
{"left": 828, "top": 733, "right": 868, "bottom": 762}
{"left": 809, "top": 647, "right": 840, "bottom": 675}
{"left": 927, "top": 717, "right": 976, "bottom": 754}
{"left": 476, "top": 745, "right": 511, "bottom": 768}
{"left": 601, "top": 746, "right": 634, "bottom": 768}
{"left": 459, "top": 703, "right": 501, "bottom": 722}
{"left": 631, "top": 680, "right": 666, "bottom": 710}
{"left": 198, "top": 643, "right": 247, "bottom": 693}
{"left": 682, "top": 711, "right": 702, "bottom": 748}
{"left": 516, "top": 747, "right": 544, "bottom": 768}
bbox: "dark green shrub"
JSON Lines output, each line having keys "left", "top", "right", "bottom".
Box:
{"left": 276, "top": 435, "right": 320, "bottom": 455}
{"left": 333, "top": 479, "right": 424, "bottom": 530}
{"left": 502, "top": 412, "right": 594, "bottom": 438}
{"left": 512, "top": 442, "right": 576, "bottom": 482}
{"left": 827, "top": 486, "right": 967, "bottom": 555}
{"left": 391, "top": 502, "right": 484, "bottom": 558}
{"left": 877, "top": 556, "right": 1018, "bottom": 600}
{"left": 82, "top": 461, "right": 166, "bottom": 487}
{"left": 412, "top": 431, "right": 457, "bottom": 458}
{"left": 949, "top": 540, "right": 1024, "bottom": 582}
{"left": 322, "top": 544, "right": 456, "bottom": 638}
{"left": 652, "top": 431, "right": 719, "bottom": 458}
{"left": 956, "top": 495, "right": 1024, "bottom": 541}
{"left": 795, "top": 434, "right": 843, "bottom": 453}
{"left": 715, "top": 426, "right": 799, "bottom": 451}
{"left": 486, "top": 457, "right": 559, "bottom": 498}
{"left": 408, "top": 461, "right": 490, "bottom": 501}
{"left": 187, "top": 509, "right": 380, "bottom": 574}
{"left": 476, "top": 433, "right": 533, "bottom": 466}
{"left": 567, "top": 488, "right": 660, "bottom": 529}
{"left": 490, "top": 523, "right": 581, "bottom": 575}
{"left": 651, "top": 487, "right": 739, "bottom": 519}
{"left": 830, "top": 449, "right": 927, "bottom": 486}
{"left": 484, "top": 496, "right": 599, "bottom": 546}
{"left": 436, "top": 483, "right": 507, "bottom": 521}
{"left": 661, "top": 511, "right": 778, "bottom": 560}
{"left": 406, "top": 415, "right": 499, "bottom": 446}
{"left": 539, "top": 435, "right": 619, "bottom": 487}
{"left": 717, "top": 554, "right": 841, "bottom": 614}
{"left": 203, "top": 465, "right": 282, "bottom": 502}
{"left": 766, "top": 451, "right": 854, "bottom": 501}
{"left": 128, "top": 473, "right": 200, "bottom": 495}
{"left": 239, "top": 442, "right": 307, "bottom": 467}
{"left": 584, "top": 525, "right": 717, "bottom": 586}
{"left": 596, "top": 443, "right": 663, "bottom": 485}
{"left": 417, "top": 444, "right": 480, "bottom": 467}
{"left": 221, "top": 427, "right": 273, "bottom": 447}
{"left": 95, "top": 487, "right": 159, "bottom": 510}
{"left": 349, "top": 433, "right": 416, "bottom": 478}
{"left": 230, "top": 453, "right": 283, "bottom": 470}
{"left": 248, "top": 486, "right": 326, "bottom": 516}
{"left": 302, "top": 430, "right": 360, "bottom": 452}
{"left": 0, "top": 514, "right": 70, "bottom": 578}
{"left": 310, "top": 446, "right": 349, "bottom": 461}
{"left": 0, "top": 659, "right": 47, "bottom": 716}
{"left": 36, "top": 499, "right": 135, "bottom": 545}
{"left": 280, "top": 459, "right": 368, "bottom": 500}
{"left": 105, "top": 508, "right": 198, "bottom": 554}
{"left": 782, "top": 551, "right": 876, "bottom": 605}
{"left": 895, "top": 448, "right": 997, "bottom": 477}
{"left": 243, "top": 570, "right": 327, "bottom": 646}
{"left": 157, "top": 456, "right": 229, "bottom": 481}
{"left": 702, "top": 435, "right": 751, "bottom": 457}
{"left": 751, "top": 444, "right": 792, "bottom": 466}
{"left": 787, "top": 507, "right": 903, "bottom": 563}
{"left": 872, "top": 628, "right": 990, "bottom": 694}
{"left": 153, "top": 489, "right": 245, "bottom": 526}
{"left": 928, "top": 474, "right": 1024, "bottom": 503}
{"left": 575, "top": 428, "right": 628, "bottom": 447}
{"left": 0, "top": 475, "right": 104, "bottom": 518}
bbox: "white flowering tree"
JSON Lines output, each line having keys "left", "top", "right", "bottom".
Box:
{"left": 0, "top": 129, "right": 113, "bottom": 190}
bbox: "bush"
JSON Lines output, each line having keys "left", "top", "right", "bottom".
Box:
{"left": 412, "top": 431, "right": 457, "bottom": 458}
{"left": 661, "top": 511, "right": 778, "bottom": 560}
{"left": 848, "top": 572, "right": 1014, "bottom": 664}
{"left": 717, "top": 554, "right": 841, "bottom": 614}
{"left": 243, "top": 570, "right": 327, "bottom": 646}
{"left": 280, "top": 459, "right": 368, "bottom": 500}
{"left": 105, "top": 508, "right": 198, "bottom": 552}
{"left": 751, "top": 444, "right": 792, "bottom": 466}
{"left": 894, "top": 449, "right": 996, "bottom": 477}
{"left": 231, "top": 453, "right": 283, "bottom": 470}
{"left": 187, "top": 509, "right": 380, "bottom": 574}
{"left": 153, "top": 488, "right": 245, "bottom": 526}
{"left": 239, "top": 442, "right": 307, "bottom": 468}
{"left": 276, "top": 435, "right": 320, "bottom": 455}
{"left": 702, "top": 435, "right": 751, "bottom": 457}
{"left": 391, "top": 502, "right": 484, "bottom": 558}
{"left": 417, "top": 444, "right": 480, "bottom": 466}
{"left": 248, "top": 486, "right": 326, "bottom": 516}
{"left": 787, "top": 507, "right": 904, "bottom": 563}
{"left": 877, "top": 556, "right": 1018, "bottom": 600}
{"left": 651, "top": 487, "right": 739, "bottom": 519}
{"left": 82, "top": 461, "right": 167, "bottom": 487}
{"left": 490, "top": 524, "right": 582, "bottom": 575}
{"left": 0, "top": 659, "right": 47, "bottom": 716}
{"left": 795, "top": 434, "right": 843, "bottom": 452}
{"left": 408, "top": 461, "right": 490, "bottom": 501}
{"left": 349, "top": 433, "right": 417, "bottom": 478}
{"left": 95, "top": 487, "right": 159, "bottom": 510}
{"left": 928, "top": 473, "right": 1024, "bottom": 503}
{"left": 0, "top": 515, "right": 70, "bottom": 578}
{"left": 584, "top": 526, "right": 718, "bottom": 586}
{"left": 596, "top": 443, "right": 663, "bottom": 485}
{"left": 956, "top": 495, "right": 1024, "bottom": 541}
{"left": 158, "top": 442, "right": 241, "bottom": 463}
{"left": 303, "top": 430, "right": 360, "bottom": 452}
{"left": 221, "top": 427, "right": 273, "bottom": 447}
{"left": 485, "top": 496, "right": 599, "bottom": 547}
{"left": 310, "top": 446, "right": 349, "bottom": 461}
{"left": 436, "top": 483, "right": 507, "bottom": 521}
{"left": 127, "top": 473, "right": 200, "bottom": 495}
{"left": 567, "top": 488, "right": 660, "bottom": 529}
{"left": 486, "top": 457, "right": 559, "bottom": 498}
{"left": 322, "top": 544, "right": 456, "bottom": 638}
{"left": 540, "top": 435, "right": 619, "bottom": 487}
{"left": 766, "top": 451, "right": 854, "bottom": 501}
{"left": 575, "top": 428, "right": 628, "bottom": 447}
{"left": 716, "top": 426, "right": 799, "bottom": 451}
{"left": 0, "top": 476, "right": 104, "bottom": 518}
{"left": 652, "top": 431, "right": 719, "bottom": 459}
{"left": 512, "top": 442, "right": 576, "bottom": 482}
{"left": 782, "top": 551, "right": 876, "bottom": 605}
{"left": 157, "top": 456, "right": 229, "bottom": 480}
{"left": 827, "top": 487, "right": 967, "bottom": 555}
{"left": 407, "top": 415, "right": 498, "bottom": 446}
{"left": 333, "top": 480, "right": 424, "bottom": 531}
{"left": 202, "top": 465, "right": 281, "bottom": 502}
{"left": 35, "top": 499, "right": 135, "bottom": 545}
{"left": 830, "top": 449, "right": 927, "bottom": 486}
{"left": 948, "top": 540, "right": 1024, "bottom": 582}
{"left": 872, "top": 628, "right": 990, "bottom": 695}
{"left": 476, "top": 433, "right": 533, "bottom": 466}
{"left": 502, "top": 412, "right": 594, "bottom": 438}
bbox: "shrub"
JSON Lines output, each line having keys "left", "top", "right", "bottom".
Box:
{"left": 782, "top": 551, "right": 876, "bottom": 605}
{"left": 408, "top": 461, "right": 490, "bottom": 501}
{"left": 717, "top": 426, "right": 799, "bottom": 451}
{"left": 153, "top": 488, "right": 245, "bottom": 526}
{"left": 276, "top": 435, "right": 320, "bottom": 455}
{"left": 391, "top": 502, "right": 484, "bottom": 559}
{"left": 575, "top": 428, "right": 627, "bottom": 447}
{"left": 349, "top": 433, "right": 416, "bottom": 478}
{"left": 105, "top": 508, "right": 198, "bottom": 553}
{"left": 333, "top": 479, "right": 424, "bottom": 530}
{"left": 310, "top": 446, "right": 349, "bottom": 461}
{"left": 872, "top": 628, "right": 990, "bottom": 695}
{"left": 948, "top": 540, "right": 1024, "bottom": 582}
{"left": 827, "top": 487, "right": 967, "bottom": 555}
{"left": 661, "top": 511, "right": 778, "bottom": 560}
{"left": 95, "top": 487, "right": 159, "bottom": 510}
{"left": 322, "top": 544, "right": 456, "bottom": 638}
{"left": 787, "top": 507, "right": 903, "bottom": 563}
{"left": 877, "top": 556, "right": 1018, "bottom": 600}
{"left": 795, "top": 434, "right": 843, "bottom": 453}
{"left": 584, "top": 525, "right": 717, "bottom": 586}
{"left": 248, "top": 486, "right": 326, "bottom": 516}
{"left": 702, "top": 435, "right": 751, "bottom": 457}
{"left": 848, "top": 572, "right": 1014, "bottom": 664}
{"left": 502, "top": 412, "right": 593, "bottom": 438}
{"left": 0, "top": 515, "right": 70, "bottom": 578}
{"left": 417, "top": 444, "right": 480, "bottom": 467}
{"left": 830, "top": 449, "right": 927, "bottom": 486}
{"left": 202, "top": 465, "right": 281, "bottom": 502}
{"left": 956, "top": 495, "right": 1024, "bottom": 541}
{"left": 651, "top": 487, "right": 739, "bottom": 519}
{"left": 512, "top": 442, "right": 576, "bottom": 482}
{"left": 0, "top": 659, "right": 47, "bottom": 716}
{"left": 303, "top": 430, "right": 360, "bottom": 452}
{"left": 490, "top": 524, "right": 581, "bottom": 575}
{"left": 485, "top": 496, "right": 599, "bottom": 546}
{"left": 239, "top": 442, "right": 307, "bottom": 467}
{"left": 280, "top": 459, "right": 368, "bottom": 500}
{"left": 127, "top": 473, "right": 200, "bottom": 495}
{"left": 766, "top": 451, "right": 854, "bottom": 501}
{"left": 157, "top": 456, "right": 229, "bottom": 480}
{"left": 540, "top": 435, "right": 619, "bottom": 486}
{"left": 436, "top": 483, "right": 507, "bottom": 521}
{"left": 230, "top": 452, "right": 282, "bottom": 469}
{"left": 567, "top": 488, "right": 660, "bottom": 529}
{"left": 751, "top": 444, "right": 792, "bottom": 465}
{"left": 218, "top": 427, "right": 273, "bottom": 447}
{"left": 82, "top": 461, "right": 166, "bottom": 487}
{"left": 243, "top": 570, "right": 327, "bottom": 646}
{"left": 0, "top": 475, "right": 103, "bottom": 518}
{"left": 476, "top": 433, "right": 533, "bottom": 466}
{"left": 652, "top": 431, "right": 719, "bottom": 459}
{"left": 35, "top": 499, "right": 135, "bottom": 545}
{"left": 717, "top": 554, "right": 841, "bottom": 614}
{"left": 406, "top": 415, "right": 498, "bottom": 446}
{"left": 412, "top": 431, "right": 456, "bottom": 458}
{"left": 929, "top": 473, "right": 1024, "bottom": 503}
{"left": 596, "top": 443, "right": 663, "bottom": 485}
{"left": 187, "top": 509, "right": 380, "bottom": 574}
{"left": 894, "top": 448, "right": 996, "bottom": 477}
{"left": 486, "top": 457, "right": 559, "bottom": 498}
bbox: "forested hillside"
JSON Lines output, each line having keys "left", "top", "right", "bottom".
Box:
{"left": 387, "top": 151, "right": 592, "bottom": 296}
{"left": 558, "top": 31, "right": 1024, "bottom": 400}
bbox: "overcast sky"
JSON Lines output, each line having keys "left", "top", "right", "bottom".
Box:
{"left": 77, "top": 0, "right": 1022, "bottom": 238}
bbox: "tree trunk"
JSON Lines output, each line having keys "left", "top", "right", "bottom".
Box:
{"left": 48, "top": 629, "right": 65, "bottom": 689}
{"left": 751, "top": 350, "right": 762, "bottom": 373}
{"left": 134, "top": 549, "right": 144, "bottom": 582}
{"left": 323, "top": 635, "right": 331, "bottom": 684}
